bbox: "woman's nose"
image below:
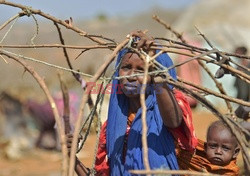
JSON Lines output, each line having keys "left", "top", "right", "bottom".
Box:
{"left": 127, "top": 70, "right": 137, "bottom": 82}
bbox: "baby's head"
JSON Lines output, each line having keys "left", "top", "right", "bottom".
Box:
{"left": 205, "top": 121, "right": 240, "bottom": 166}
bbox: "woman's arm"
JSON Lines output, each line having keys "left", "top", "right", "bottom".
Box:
{"left": 67, "top": 134, "right": 89, "bottom": 176}
{"left": 130, "top": 30, "right": 183, "bottom": 128}
{"left": 155, "top": 83, "right": 183, "bottom": 128}
{"left": 75, "top": 157, "right": 90, "bottom": 176}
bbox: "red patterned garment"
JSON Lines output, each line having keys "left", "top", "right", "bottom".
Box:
{"left": 168, "top": 90, "right": 198, "bottom": 152}
{"left": 94, "top": 90, "right": 198, "bottom": 175}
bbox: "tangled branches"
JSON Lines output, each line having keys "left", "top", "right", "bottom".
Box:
{"left": 0, "top": 1, "right": 249, "bottom": 175}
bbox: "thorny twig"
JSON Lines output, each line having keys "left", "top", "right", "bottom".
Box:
{"left": 58, "top": 72, "right": 71, "bottom": 134}
{"left": 153, "top": 16, "right": 234, "bottom": 113}
{"left": 0, "top": 49, "right": 68, "bottom": 176}
{"left": 0, "top": 12, "right": 25, "bottom": 31}
{"left": 0, "top": 44, "right": 116, "bottom": 49}
{"left": 0, "top": 0, "right": 110, "bottom": 45}
{"left": 68, "top": 39, "right": 129, "bottom": 176}
{"left": 58, "top": 72, "right": 71, "bottom": 175}
{"left": 140, "top": 52, "right": 151, "bottom": 174}
{"left": 130, "top": 169, "right": 220, "bottom": 176}
{"left": 54, "top": 22, "right": 99, "bottom": 135}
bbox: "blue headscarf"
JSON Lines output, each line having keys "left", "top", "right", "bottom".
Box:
{"left": 106, "top": 48, "right": 179, "bottom": 175}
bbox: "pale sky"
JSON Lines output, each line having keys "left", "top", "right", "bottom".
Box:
{"left": 1, "top": 0, "right": 198, "bottom": 21}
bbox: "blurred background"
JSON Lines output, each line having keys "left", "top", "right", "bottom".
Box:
{"left": 0, "top": 0, "right": 249, "bottom": 175}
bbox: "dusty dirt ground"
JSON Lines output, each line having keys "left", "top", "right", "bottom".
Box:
{"left": 0, "top": 110, "right": 245, "bottom": 176}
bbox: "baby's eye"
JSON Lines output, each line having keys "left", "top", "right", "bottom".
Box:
{"left": 222, "top": 145, "right": 231, "bottom": 151}
{"left": 208, "top": 143, "right": 217, "bottom": 149}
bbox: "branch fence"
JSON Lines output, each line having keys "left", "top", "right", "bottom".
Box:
{"left": 0, "top": 1, "right": 249, "bottom": 175}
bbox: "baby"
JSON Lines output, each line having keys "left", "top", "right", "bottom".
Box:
{"left": 205, "top": 120, "right": 240, "bottom": 166}
{"left": 176, "top": 120, "right": 240, "bottom": 175}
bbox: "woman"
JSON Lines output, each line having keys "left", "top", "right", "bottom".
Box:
{"left": 69, "top": 31, "right": 197, "bottom": 176}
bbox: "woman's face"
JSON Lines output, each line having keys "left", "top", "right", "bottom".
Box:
{"left": 119, "top": 52, "right": 152, "bottom": 98}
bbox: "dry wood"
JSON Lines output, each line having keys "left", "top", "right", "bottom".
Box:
{"left": 0, "top": 2, "right": 249, "bottom": 175}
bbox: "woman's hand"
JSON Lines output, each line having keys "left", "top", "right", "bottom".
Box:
{"left": 130, "top": 30, "right": 155, "bottom": 55}
{"left": 130, "top": 30, "right": 183, "bottom": 128}
{"left": 152, "top": 72, "right": 168, "bottom": 84}
{"left": 66, "top": 133, "right": 82, "bottom": 155}
{"left": 67, "top": 133, "right": 90, "bottom": 176}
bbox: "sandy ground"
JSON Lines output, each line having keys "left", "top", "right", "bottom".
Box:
{"left": 0, "top": 110, "right": 244, "bottom": 176}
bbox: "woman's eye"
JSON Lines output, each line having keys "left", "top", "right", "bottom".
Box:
{"left": 135, "top": 70, "right": 144, "bottom": 73}
{"left": 121, "top": 65, "right": 131, "bottom": 70}
{"left": 135, "top": 67, "right": 144, "bottom": 73}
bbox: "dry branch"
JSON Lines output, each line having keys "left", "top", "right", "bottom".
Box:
{"left": 0, "top": 2, "right": 249, "bottom": 175}
{"left": 68, "top": 38, "right": 129, "bottom": 176}
{"left": 0, "top": 49, "right": 68, "bottom": 176}
{"left": 152, "top": 16, "right": 235, "bottom": 113}
{"left": 130, "top": 169, "right": 219, "bottom": 176}
{"left": 140, "top": 52, "right": 151, "bottom": 173}
{"left": 58, "top": 72, "right": 71, "bottom": 135}
{"left": 54, "top": 22, "right": 99, "bottom": 135}
{"left": 0, "top": 12, "right": 25, "bottom": 31}
{"left": 0, "top": 0, "right": 110, "bottom": 45}
{"left": 0, "top": 44, "right": 116, "bottom": 49}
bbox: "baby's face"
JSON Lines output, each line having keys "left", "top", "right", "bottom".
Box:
{"left": 205, "top": 127, "right": 238, "bottom": 166}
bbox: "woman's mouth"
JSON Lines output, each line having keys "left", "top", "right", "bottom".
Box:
{"left": 123, "top": 83, "right": 138, "bottom": 93}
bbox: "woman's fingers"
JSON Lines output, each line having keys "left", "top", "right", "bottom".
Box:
{"left": 130, "top": 30, "right": 154, "bottom": 52}
{"left": 153, "top": 73, "right": 168, "bottom": 84}
{"left": 79, "top": 133, "right": 83, "bottom": 140}
{"left": 130, "top": 30, "right": 144, "bottom": 37}
{"left": 66, "top": 134, "right": 73, "bottom": 149}
{"left": 66, "top": 133, "right": 82, "bottom": 149}
{"left": 136, "top": 38, "right": 147, "bottom": 50}
{"left": 66, "top": 133, "right": 82, "bottom": 156}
